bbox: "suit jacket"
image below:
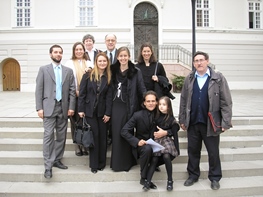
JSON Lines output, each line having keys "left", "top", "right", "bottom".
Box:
{"left": 78, "top": 72, "right": 112, "bottom": 118}
{"left": 104, "top": 49, "right": 118, "bottom": 65}
{"left": 121, "top": 109, "right": 154, "bottom": 159}
{"left": 35, "top": 63, "right": 76, "bottom": 119}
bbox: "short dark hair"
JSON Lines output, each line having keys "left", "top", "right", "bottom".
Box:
{"left": 193, "top": 51, "right": 209, "bottom": 61}
{"left": 49, "top": 44, "right": 63, "bottom": 54}
{"left": 141, "top": 90, "right": 159, "bottom": 109}
{"left": 82, "top": 34, "right": 95, "bottom": 43}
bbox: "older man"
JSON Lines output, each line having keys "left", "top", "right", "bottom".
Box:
{"left": 179, "top": 51, "right": 232, "bottom": 190}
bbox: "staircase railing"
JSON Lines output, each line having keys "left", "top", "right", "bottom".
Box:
{"left": 127, "top": 44, "right": 216, "bottom": 70}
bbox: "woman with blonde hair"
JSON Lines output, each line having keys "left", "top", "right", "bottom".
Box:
{"left": 78, "top": 52, "right": 112, "bottom": 173}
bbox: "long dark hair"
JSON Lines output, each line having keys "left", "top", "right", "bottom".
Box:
{"left": 157, "top": 96, "right": 176, "bottom": 126}
{"left": 71, "top": 42, "right": 88, "bottom": 60}
{"left": 137, "top": 42, "right": 157, "bottom": 64}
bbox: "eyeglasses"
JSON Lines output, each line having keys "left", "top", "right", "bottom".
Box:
{"left": 193, "top": 59, "right": 206, "bottom": 64}
{"left": 106, "top": 39, "right": 116, "bottom": 43}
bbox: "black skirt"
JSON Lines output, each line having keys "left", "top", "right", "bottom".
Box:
{"left": 110, "top": 98, "right": 137, "bottom": 171}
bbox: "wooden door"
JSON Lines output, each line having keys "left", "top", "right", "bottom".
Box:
{"left": 3, "top": 59, "right": 20, "bottom": 91}
{"left": 134, "top": 2, "right": 158, "bottom": 61}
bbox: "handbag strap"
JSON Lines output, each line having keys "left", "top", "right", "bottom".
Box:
{"left": 154, "top": 61, "right": 158, "bottom": 75}
{"left": 82, "top": 116, "right": 91, "bottom": 129}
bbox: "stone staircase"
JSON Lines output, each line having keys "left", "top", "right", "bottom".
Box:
{"left": 0, "top": 117, "right": 263, "bottom": 197}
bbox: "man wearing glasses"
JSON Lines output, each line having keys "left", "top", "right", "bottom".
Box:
{"left": 104, "top": 34, "right": 118, "bottom": 146}
{"left": 104, "top": 34, "right": 118, "bottom": 65}
{"left": 179, "top": 51, "right": 233, "bottom": 190}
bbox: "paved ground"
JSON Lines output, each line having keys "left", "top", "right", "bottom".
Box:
{"left": 0, "top": 90, "right": 262, "bottom": 118}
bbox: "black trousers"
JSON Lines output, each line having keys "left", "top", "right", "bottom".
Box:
{"left": 137, "top": 144, "right": 152, "bottom": 179}
{"left": 86, "top": 115, "right": 107, "bottom": 170}
{"left": 187, "top": 123, "right": 222, "bottom": 181}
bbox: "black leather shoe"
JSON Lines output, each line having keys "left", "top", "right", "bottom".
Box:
{"left": 139, "top": 178, "right": 157, "bottom": 189}
{"left": 91, "top": 168, "right": 97, "bottom": 174}
{"left": 44, "top": 169, "right": 52, "bottom": 179}
{"left": 167, "top": 180, "right": 173, "bottom": 191}
{"left": 53, "top": 161, "right": 68, "bottom": 169}
{"left": 149, "top": 182, "right": 157, "bottom": 189}
{"left": 184, "top": 178, "right": 198, "bottom": 186}
{"left": 211, "top": 180, "right": 220, "bottom": 190}
{"left": 142, "top": 181, "right": 150, "bottom": 191}
{"left": 75, "top": 150, "right": 83, "bottom": 156}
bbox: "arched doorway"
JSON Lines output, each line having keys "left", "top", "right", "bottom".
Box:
{"left": 2, "top": 59, "right": 20, "bottom": 91}
{"left": 134, "top": 2, "right": 158, "bottom": 61}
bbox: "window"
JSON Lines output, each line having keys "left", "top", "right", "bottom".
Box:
{"left": 196, "top": 0, "right": 210, "bottom": 27}
{"left": 78, "top": 0, "right": 94, "bottom": 26}
{"left": 15, "top": 0, "right": 31, "bottom": 27}
{"left": 249, "top": 1, "right": 261, "bottom": 29}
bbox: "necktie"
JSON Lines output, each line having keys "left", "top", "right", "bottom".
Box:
{"left": 110, "top": 52, "right": 113, "bottom": 64}
{"left": 55, "top": 66, "right": 62, "bottom": 101}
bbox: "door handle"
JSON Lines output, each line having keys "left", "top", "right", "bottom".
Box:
{"left": 3, "top": 74, "right": 6, "bottom": 79}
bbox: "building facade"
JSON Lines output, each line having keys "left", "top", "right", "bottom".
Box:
{"left": 0, "top": 0, "right": 262, "bottom": 92}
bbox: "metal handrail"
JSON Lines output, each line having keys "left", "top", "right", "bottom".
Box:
{"left": 127, "top": 44, "right": 216, "bottom": 70}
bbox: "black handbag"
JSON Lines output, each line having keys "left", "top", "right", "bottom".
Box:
{"left": 74, "top": 117, "right": 94, "bottom": 148}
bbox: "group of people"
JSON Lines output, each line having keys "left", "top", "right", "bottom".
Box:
{"left": 35, "top": 33, "right": 233, "bottom": 192}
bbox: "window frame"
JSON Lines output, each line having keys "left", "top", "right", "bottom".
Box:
{"left": 196, "top": 0, "right": 211, "bottom": 27}
{"left": 13, "top": 0, "right": 33, "bottom": 28}
{"left": 75, "top": 0, "right": 98, "bottom": 27}
{"left": 248, "top": 0, "right": 262, "bottom": 29}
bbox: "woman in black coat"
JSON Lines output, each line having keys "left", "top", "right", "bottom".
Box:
{"left": 110, "top": 46, "right": 146, "bottom": 172}
{"left": 78, "top": 52, "right": 112, "bottom": 173}
{"left": 136, "top": 42, "right": 171, "bottom": 99}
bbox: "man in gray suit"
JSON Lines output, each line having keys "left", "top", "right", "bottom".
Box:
{"left": 35, "top": 44, "right": 76, "bottom": 179}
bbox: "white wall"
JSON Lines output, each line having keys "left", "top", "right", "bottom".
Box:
{"left": 0, "top": 0, "right": 263, "bottom": 91}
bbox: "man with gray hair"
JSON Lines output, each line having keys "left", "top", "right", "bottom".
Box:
{"left": 104, "top": 34, "right": 118, "bottom": 65}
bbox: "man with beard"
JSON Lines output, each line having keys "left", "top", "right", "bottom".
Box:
{"left": 35, "top": 44, "right": 76, "bottom": 179}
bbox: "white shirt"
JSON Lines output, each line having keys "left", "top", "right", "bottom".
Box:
{"left": 195, "top": 69, "right": 211, "bottom": 89}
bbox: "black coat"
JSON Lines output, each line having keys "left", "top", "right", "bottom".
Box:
{"left": 78, "top": 72, "right": 112, "bottom": 118}
{"left": 111, "top": 60, "right": 146, "bottom": 119}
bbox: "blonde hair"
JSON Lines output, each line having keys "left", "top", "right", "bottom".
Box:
{"left": 90, "top": 52, "right": 111, "bottom": 84}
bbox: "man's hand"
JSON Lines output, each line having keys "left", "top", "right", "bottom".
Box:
{"left": 180, "top": 124, "right": 186, "bottom": 131}
{"left": 138, "top": 139, "right": 147, "bottom": 147}
{"left": 37, "top": 109, "right": 44, "bottom": 119}
{"left": 68, "top": 110, "right": 74, "bottom": 116}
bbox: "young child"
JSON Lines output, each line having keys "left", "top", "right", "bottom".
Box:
{"left": 143, "top": 96, "right": 180, "bottom": 191}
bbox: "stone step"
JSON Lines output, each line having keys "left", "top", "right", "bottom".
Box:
{"left": 1, "top": 147, "right": 263, "bottom": 165}
{"left": 0, "top": 135, "right": 263, "bottom": 151}
{"left": 0, "top": 160, "right": 263, "bottom": 183}
{"left": 0, "top": 117, "right": 262, "bottom": 128}
{"left": 0, "top": 176, "right": 263, "bottom": 197}
{"left": 0, "top": 125, "right": 262, "bottom": 139}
